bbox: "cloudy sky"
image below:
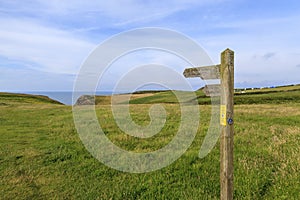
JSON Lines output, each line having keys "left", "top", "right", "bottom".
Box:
{"left": 1, "top": 0, "right": 300, "bottom": 92}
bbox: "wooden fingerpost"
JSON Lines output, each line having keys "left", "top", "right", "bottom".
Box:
{"left": 183, "top": 48, "right": 234, "bottom": 200}
{"left": 220, "top": 49, "right": 234, "bottom": 200}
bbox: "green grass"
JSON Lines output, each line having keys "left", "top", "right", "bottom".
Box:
{"left": 0, "top": 92, "right": 63, "bottom": 106}
{"left": 128, "top": 86, "right": 300, "bottom": 105}
{"left": 1, "top": 88, "right": 300, "bottom": 199}
{"left": 129, "top": 90, "right": 204, "bottom": 104}
{"left": 236, "top": 84, "right": 300, "bottom": 93}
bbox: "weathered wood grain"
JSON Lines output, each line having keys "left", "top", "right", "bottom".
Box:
{"left": 183, "top": 48, "right": 235, "bottom": 200}
{"left": 220, "top": 48, "right": 234, "bottom": 200}
{"left": 183, "top": 64, "right": 220, "bottom": 80}
{"left": 203, "top": 84, "right": 221, "bottom": 96}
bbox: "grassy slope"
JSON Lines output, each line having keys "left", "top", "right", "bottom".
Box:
{"left": 128, "top": 84, "right": 300, "bottom": 105}
{"left": 0, "top": 92, "right": 63, "bottom": 106}
{"left": 237, "top": 84, "right": 300, "bottom": 93}
{"left": 1, "top": 86, "right": 300, "bottom": 199}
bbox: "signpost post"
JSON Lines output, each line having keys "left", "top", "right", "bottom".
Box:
{"left": 183, "top": 48, "right": 234, "bottom": 200}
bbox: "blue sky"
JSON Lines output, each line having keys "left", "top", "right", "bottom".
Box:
{"left": 1, "top": 0, "right": 300, "bottom": 91}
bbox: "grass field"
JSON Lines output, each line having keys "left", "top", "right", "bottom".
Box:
{"left": 1, "top": 87, "right": 300, "bottom": 199}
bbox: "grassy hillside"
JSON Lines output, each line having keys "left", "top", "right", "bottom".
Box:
{"left": 236, "top": 84, "right": 300, "bottom": 93}
{"left": 0, "top": 92, "right": 63, "bottom": 106}
{"left": 128, "top": 90, "right": 205, "bottom": 104}
{"left": 73, "top": 84, "right": 300, "bottom": 106}
{"left": 126, "top": 84, "right": 300, "bottom": 105}
{"left": 1, "top": 86, "right": 300, "bottom": 199}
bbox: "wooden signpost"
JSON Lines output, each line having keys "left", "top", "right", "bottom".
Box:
{"left": 202, "top": 84, "right": 221, "bottom": 97}
{"left": 183, "top": 49, "right": 234, "bottom": 200}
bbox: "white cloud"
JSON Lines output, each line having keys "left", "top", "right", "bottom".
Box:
{"left": 96, "top": 49, "right": 207, "bottom": 91}
{"left": 1, "top": 0, "right": 299, "bottom": 91}
{"left": 0, "top": 0, "right": 226, "bottom": 76}
{"left": 0, "top": 67, "right": 74, "bottom": 91}
{"left": 0, "top": 17, "right": 95, "bottom": 74}
{"left": 196, "top": 14, "right": 300, "bottom": 86}
{"left": 1, "top": 0, "right": 228, "bottom": 27}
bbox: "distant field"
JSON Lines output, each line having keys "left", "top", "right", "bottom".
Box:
{"left": 0, "top": 86, "right": 300, "bottom": 199}
{"left": 73, "top": 84, "right": 300, "bottom": 106}
{"left": 236, "top": 84, "right": 300, "bottom": 93}
{"left": 127, "top": 84, "right": 300, "bottom": 105}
